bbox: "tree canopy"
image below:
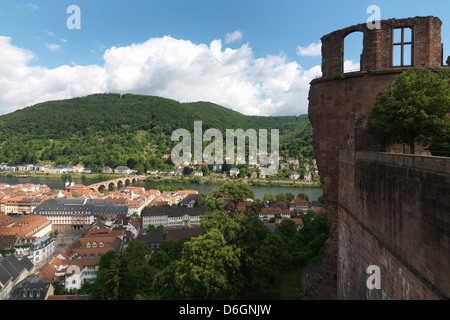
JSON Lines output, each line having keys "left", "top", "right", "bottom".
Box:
{"left": 369, "top": 69, "right": 450, "bottom": 154}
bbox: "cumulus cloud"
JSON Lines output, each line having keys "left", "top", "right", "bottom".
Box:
{"left": 0, "top": 36, "right": 106, "bottom": 115}
{"left": 224, "top": 30, "right": 243, "bottom": 44}
{"left": 296, "top": 42, "right": 322, "bottom": 57}
{"left": 0, "top": 35, "right": 322, "bottom": 116}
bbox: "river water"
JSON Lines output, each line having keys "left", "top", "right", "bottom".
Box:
{"left": 0, "top": 176, "right": 323, "bottom": 201}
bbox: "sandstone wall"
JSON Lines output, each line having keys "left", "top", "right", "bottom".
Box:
{"left": 338, "top": 146, "right": 449, "bottom": 299}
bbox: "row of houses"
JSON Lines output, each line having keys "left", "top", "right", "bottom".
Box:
{"left": 0, "top": 162, "right": 142, "bottom": 176}
{"left": 226, "top": 196, "right": 326, "bottom": 224}
{"left": 0, "top": 163, "right": 92, "bottom": 174}
{"left": 149, "top": 160, "right": 318, "bottom": 180}
{"left": 150, "top": 166, "right": 296, "bottom": 179}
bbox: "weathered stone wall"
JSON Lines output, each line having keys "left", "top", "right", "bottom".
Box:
{"left": 338, "top": 140, "right": 449, "bottom": 299}
{"left": 308, "top": 16, "right": 449, "bottom": 299}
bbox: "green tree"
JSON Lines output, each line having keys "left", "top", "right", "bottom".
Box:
{"left": 101, "top": 256, "right": 122, "bottom": 300}
{"left": 150, "top": 238, "right": 188, "bottom": 270}
{"left": 297, "top": 193, "right": 310, "bottom": 201}
{"left": 156, "top": 225, "right": 164, "bottom": 233}
{"left": 119, "top": 241, "right": 155, "bottom": 299}
{"left": 276, "top": 193, "right": 286, "bottom": 202}
{"left": 263, "top": 192, "right": 276, "bottom": 202}
{"left": 232, "top": 214, "right": 289, "bottom": 299}
{"left": 285, "top": 192, "right": 295, "bottom": 202}
{"left": 147, "top": 225, "right": 155, "bottom": 234}
{"left": 369, "top": 69, "right": 450, "bottom": 154}
{"left": 155, "top": 229, "right": 241, "bottom": 300}
{"left": 52, "top": 281, "right": 65, "bottom": 295}
{"left": 217, "top": 182, "right": 254, "bottom": 213}
{"left": 183, "top": 166, "right": 193, "bottom": 176}
{"left": 204, "top": 189, "right": 226, "bottom": 212}
{"left": 89, "top": 242, "right": 155, "bottom": 300}
{"left": 127, "top": 158, "right": 138, "bottom": 169}
{"left": 277, "top": 219, "right": 298, "bottom": 239}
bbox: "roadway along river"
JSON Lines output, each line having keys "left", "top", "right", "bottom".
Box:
{"left": 0, "top": 175, "right": 323, "bottom": 201}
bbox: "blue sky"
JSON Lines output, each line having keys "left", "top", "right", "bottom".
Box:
{"left": 0, "top": 0, "right": 449, "bottom": 116}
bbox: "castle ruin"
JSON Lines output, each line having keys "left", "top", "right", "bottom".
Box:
{"left": 308, "top": 16, "right": 449, "bottom": 300}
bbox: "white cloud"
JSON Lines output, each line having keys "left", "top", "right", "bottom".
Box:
{"left": 344, "top": 59, "right": 360, "bottom": 72}
{"left": 45, "top": 43, "right": 61, "bottom": 52}
{"left": 224, "top": 30, "right": 243, "bottom": 44}
{"left": 296, "top": 42, "right": 322, "bottom": 57}
{"left": 0, "top": 35, "right": 322, "bottom": 117}
{"left": 0, "top": 36, "right": 106, "bottom": 115}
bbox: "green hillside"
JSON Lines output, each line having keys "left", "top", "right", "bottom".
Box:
{"left": 0, "top": 93, "right": 314, "bottom": 172}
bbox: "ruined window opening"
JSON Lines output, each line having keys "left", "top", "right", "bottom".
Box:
{"left": 392, "top": 27, "right": 413, "bottom": 66}
{"left": 343, "top": 31, "right": 363, "bottom": 73}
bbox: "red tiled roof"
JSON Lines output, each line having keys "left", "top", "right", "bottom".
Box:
{"left": 0, "top": 215, "right": 51, "bottom": 238}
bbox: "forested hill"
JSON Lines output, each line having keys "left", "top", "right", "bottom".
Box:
{"left": 0, "top": 93, "right": 314, "bottom": 172}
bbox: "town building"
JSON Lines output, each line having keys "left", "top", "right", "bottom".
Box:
{"left": 9, "top": 275, "right": 54, "bottom": 300}
{"left": 179, "top": 194, "right": 205, "bottom": 208}
{"left": 136, "top": 227, "right": 203, "bottom": 252}
{"left": 114, "top": 166, "right": 131, "bottom": 174}
{"left": 29, "top": 237, "right": 55, "bottom": 269}
{"left": 230, "top": 167, "right": 239, "bottom": 177}
{"left": 0, "top": 215, "right": 52, "bottom": 240}
{"left": 304, "top": 172, "right": 312, "bottom": 181}
{"left": 65, "top": 258, "right": 101, "bottom": 292}
{"left": 101, "top": 166, "right": 113, "bottom": 173}
{"left": 33, "top": 198, "right": 128, "bottom": 231}
{"left": 0, "top": 255, "right": 34, "bottom": 300}
{"left": 141, "top": 206, "right": 209, "bottom": 229}
{"left": 289, "top": 171, "right": 300, "bottom": 180}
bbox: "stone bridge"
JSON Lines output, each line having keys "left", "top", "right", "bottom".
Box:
{"left": 87, "top": 175, "right": 148, "bottom": 192}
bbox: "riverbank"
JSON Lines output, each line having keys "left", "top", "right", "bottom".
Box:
{"left": 1, "top": 172, "right": 123, "bottom": 180}
{"left": 145, "top": 175, "right": 321, "bottom": 188}
{"left": 0, "top": 174, "right": 323, "bottom": 201}
{"left": 1, "top": 172, "right": 321, "bottom": 189}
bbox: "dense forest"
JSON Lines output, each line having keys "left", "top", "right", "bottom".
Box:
{"left": 0, "top": 93, "right": 314, "bottom": 172}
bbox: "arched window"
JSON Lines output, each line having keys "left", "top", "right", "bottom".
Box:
{"left": 343, "top": 31, "right": 364, "bottom": 73}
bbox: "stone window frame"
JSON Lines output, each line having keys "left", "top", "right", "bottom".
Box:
{"left": 392, "top": 26, "right": 414, "bottom": 67}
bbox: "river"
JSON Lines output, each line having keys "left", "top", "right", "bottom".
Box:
{"left": 0, "top": 175, "right": 323, "bottom": 201}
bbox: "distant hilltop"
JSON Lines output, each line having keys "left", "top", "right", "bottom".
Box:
{"left": 0, "top": 93, "right": 315, "bottom": 173}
